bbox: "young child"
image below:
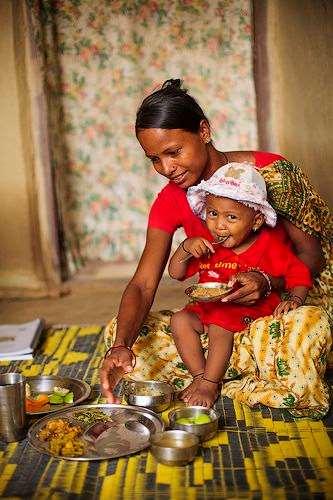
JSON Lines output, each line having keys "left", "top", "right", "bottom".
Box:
{"left": 168, "top": 162, "right": 312, "bottom": 408}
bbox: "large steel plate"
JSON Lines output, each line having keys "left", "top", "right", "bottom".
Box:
{"left": 28, "top": 404, "right": 164, "bottom": 460}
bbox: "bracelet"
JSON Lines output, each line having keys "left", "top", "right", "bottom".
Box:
{"left": 193, "top": 372, "right": 204, "bottom": 379}
{"left": 181, "top": 240, "right": 191, "bottom": 254}
{"left": 202, "top": 376, "right": 220, "bottom": 385}
{"left": 104, "top": 345, "right": 136, "bottom": 366}
{"left": 289, "top": 294, "right": 304, "bottom": 305}
{"left": 248, "top": 267, "right": 272, "bottom": 297}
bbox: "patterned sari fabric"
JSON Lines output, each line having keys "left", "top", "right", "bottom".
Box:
{"left": 105, "top": 160, "right": 333, "bottom": 418}
{"left": 105, "top": 307, "right": 331, "bottom": 419}
{"left": 259, "top": 160, "right": 333, "bottom": 325}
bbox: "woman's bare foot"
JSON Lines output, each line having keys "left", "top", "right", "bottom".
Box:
{"left": 179, "top": 376, "right": 203, "bottom": 401}
{"left": 185, "top": 378, "right": 220, "bottom": 407}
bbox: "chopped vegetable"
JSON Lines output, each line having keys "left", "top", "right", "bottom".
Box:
{"left": 26, "top": 394, "right": 49, "bottom": 412}
{"left": 48, "top": 391, "right": 74, "bottom": 405}
{"left": 25, "top": 383, "right": 32, "bottom": 398}
{"left": 64, "top": 392, "right": 74, "bottom": 404}
{"left": 53, "top": 386, "right": 70, "bottom": 396}
{"left": 48, "top": 394, "right": 64, "bottom": 404}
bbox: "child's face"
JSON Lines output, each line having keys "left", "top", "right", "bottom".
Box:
{"left": 205, "top": 194, "right": 264, "bottom": 248}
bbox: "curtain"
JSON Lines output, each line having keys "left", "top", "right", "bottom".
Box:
{"left": 28, "top": 0, "right": 257, "bottom": 274}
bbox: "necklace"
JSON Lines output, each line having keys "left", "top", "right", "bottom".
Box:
{"left": 221, "top": 151, "right": 229, "bottom": 165}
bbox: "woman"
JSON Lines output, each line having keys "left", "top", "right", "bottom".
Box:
{"left": 100, "top": 79, "right": 332, "bottom": 417}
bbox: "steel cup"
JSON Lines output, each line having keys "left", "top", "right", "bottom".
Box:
{"left": 0, "top": 373, "right": 26, "bottom": 442}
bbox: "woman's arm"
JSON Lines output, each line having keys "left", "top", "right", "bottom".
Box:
{"left": 100, "top": 228, "right": 173, "bottom": 401}
{"left": 168, "top": 242, "right": 190, "bottom": 280}
{"left": 282, "top": 219, "right": 325, "bottom": 276}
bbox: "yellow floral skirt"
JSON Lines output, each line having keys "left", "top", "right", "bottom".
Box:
{"left": 105, "top": 306, "right": 332, "bottom": 419}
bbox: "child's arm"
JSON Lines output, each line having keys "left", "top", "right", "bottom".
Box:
{"left": 273, "top": 285, "right": 309, "bottom": 318}
{"left": 168, "top": 237, "right": 215, "bottom": 280}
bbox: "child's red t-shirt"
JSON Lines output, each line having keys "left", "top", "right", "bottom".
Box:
{"left": 147, "top": 151, "right": 311, "bottom": 331}
{"left": 183, "top": 227, "right": 312, "bottom": 332}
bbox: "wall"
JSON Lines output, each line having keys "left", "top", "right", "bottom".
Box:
{"left": 263, "top": 0, "right": 332, "bottom": 206}
{"left": 0, "top": 1, "right": 61, "bottom": 298}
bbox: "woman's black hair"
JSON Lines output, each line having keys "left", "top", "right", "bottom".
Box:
{"left": 135, "top": 79, "right": 209, "bottom": 133}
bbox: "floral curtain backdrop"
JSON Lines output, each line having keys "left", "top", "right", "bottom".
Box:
{"left": 29, "top": 0, "right": 257, "bottom": 273}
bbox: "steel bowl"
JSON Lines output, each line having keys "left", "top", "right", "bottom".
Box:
{"left": 123, "top": 380, "right": 174, "bottom": 413}
{"left": 150, "top": 430, "right": 199, "bottom": 466}
{"left": 168, "top": 406, "right": 218, "bottom": 442}
{"left": 25, "top": 375, "right": 91, "bottom": 415}
{"left": 185, "top": 282, "right": 232, "bottom": 302}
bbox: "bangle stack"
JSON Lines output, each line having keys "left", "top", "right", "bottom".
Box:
{"left": 181, "top": 240, "right": 191, "bottom": 254}
{"left": 289, "top": 294, "right": 304, "bottom": 305}
{"left": 248, "top": 267, "right": 272, "bottom": 297}
{"left": 104, "top": 344, "right": 136, "bottom": 366}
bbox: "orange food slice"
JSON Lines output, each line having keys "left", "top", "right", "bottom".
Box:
{"left": 26, "top": 394, "right": 49, "bottom": 412}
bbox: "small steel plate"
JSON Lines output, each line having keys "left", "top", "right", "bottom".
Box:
{"left": 28, "top": 404, "right": 164, "bottom": 461}
{"left": 185, "top": 282, "right": 232, "bottom": 302}
{"left": 26, "top": 376, "right": 91, "bottom": 415}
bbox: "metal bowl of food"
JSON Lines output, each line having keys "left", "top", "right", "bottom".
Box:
{"left": 168, "top": 406, "right": 218, "bottom": 442}
{"left": 185, "top": 282, "right": 232, "bottom": 302}
{"left": 123, "top": 380, "right": 174, "bottom": 413}
{"left": 150, "top": 430, "right": 199, "bottom": 466}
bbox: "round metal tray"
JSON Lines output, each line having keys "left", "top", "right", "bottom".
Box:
{"left": 28, "top": 404, "right": 164, "bottom": 461}
{"left": 185, "top": 282, "right": 232, "bottom": 302}
{"left": 26, "top": 375, "right": 91, "bottom": 415}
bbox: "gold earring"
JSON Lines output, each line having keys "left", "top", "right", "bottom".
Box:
{"left": 253, "top": 227, "right": 257, "bottom": 232}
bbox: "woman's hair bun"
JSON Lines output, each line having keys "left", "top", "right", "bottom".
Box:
{"left": 161, "top": 78, "right": 186, "bottom": 92}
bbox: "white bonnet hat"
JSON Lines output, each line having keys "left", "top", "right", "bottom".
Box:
{"left": 187, "top": 162, "right": 277, "bottom": 227}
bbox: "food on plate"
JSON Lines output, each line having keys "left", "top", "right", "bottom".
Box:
{"left": 25, "top": 393, "right": 49, "bottom": 412}
{"left": 25, "top": 382, "right": 75, "bottom": 411}
{"left": 48, "top": 390, "right": 74, "bottom": 405}
{"left": 38, "top": 418, "right": 84, "bottom": 457}
{"left": 175, "top": 414, "right": 212, "bottom": 425}
{"left": 128, "top": 386, "right": 164, "bottom": 397}
{"left": 74, "top": 409, "right": 113, "bottom": 426}
{"left": 189, "top": 284, "right": 230, "bottom": 299}
{"left": 53, "top": 386, "right": 70, "bottom": 396}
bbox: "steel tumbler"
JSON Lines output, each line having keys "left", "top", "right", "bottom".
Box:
{"left": 0, "top": 373, "right": 26, "bottom": 442}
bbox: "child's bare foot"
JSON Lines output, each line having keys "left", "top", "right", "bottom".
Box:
{"left": 184, "top": 378, "right": 220, "bottom": 408}
{"left": 178, "top": 376, "right": 203, "bottom": 401}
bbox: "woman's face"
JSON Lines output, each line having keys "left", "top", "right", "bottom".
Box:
{"left": 137, "top": 124, "right": 210, "bottom": 189}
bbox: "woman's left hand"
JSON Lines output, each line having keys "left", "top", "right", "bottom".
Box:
{"left": 221, "top": 271, "right": 268, "bottom": 305}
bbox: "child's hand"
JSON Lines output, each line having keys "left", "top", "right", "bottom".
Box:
{"left": 273, "top": 295, "right": 303, "bottom": 318}
{"left": 182, "top": 237, "right": 215, "bottom": 258}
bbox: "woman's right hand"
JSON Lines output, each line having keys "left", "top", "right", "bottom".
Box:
{"left": 183, "top": 237, "right": 215, "bottom": 258}
{"left": 100, "top": 346, "right": 135, "bottom": 403}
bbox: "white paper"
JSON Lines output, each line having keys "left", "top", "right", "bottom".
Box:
{"left": 0, "top": 319, "right": 44, "bottom": 358}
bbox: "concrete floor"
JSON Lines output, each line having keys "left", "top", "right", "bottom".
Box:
{"left": 0, "top": 274, "right": 189, "bottom": 327}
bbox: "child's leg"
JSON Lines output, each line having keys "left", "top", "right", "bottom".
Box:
{"left": 170, "top": 310, "right": 206, "bottom": 400}
{"left": 185, "top": 324, "right": 234, "bottom": 407}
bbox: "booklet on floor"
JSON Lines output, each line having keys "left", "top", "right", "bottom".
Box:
{"left": 0, "top": 318, "right": 44, "bottom": 360}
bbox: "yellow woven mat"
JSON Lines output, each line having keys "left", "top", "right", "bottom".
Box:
{"left": 0, "top": 325, "right": 332, "bottom": 499}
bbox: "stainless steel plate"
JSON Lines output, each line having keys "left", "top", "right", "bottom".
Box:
{"left": 26, "top": 376, "right": 91, "bottom": 415}
{"left": 28, "top": 404, "right": 164, "bottom": 461}
{"left": 185, "top": 282, "right": 232, "bottom": 302}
